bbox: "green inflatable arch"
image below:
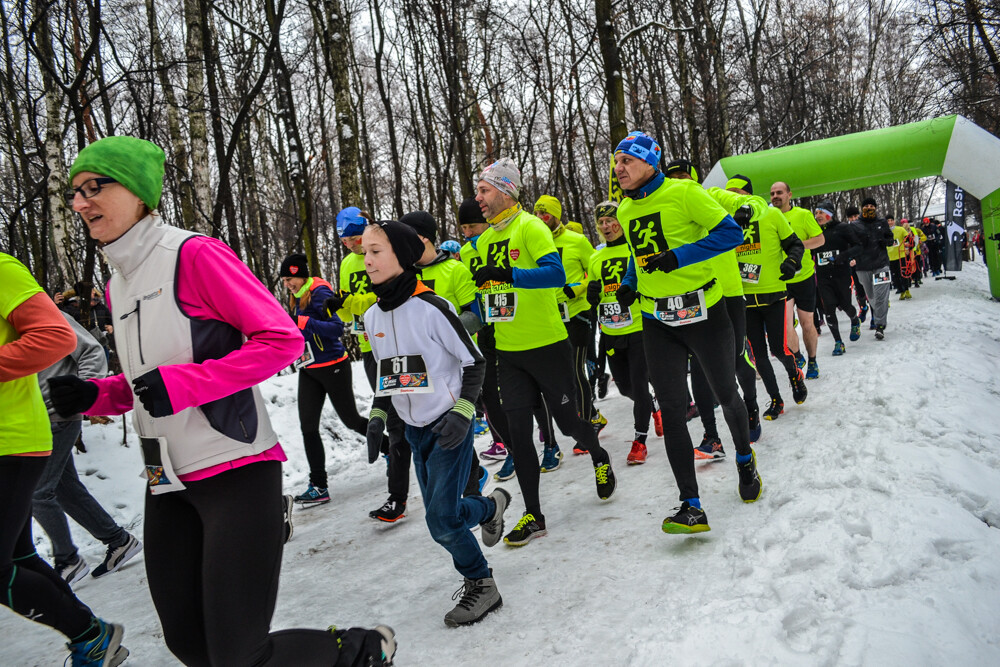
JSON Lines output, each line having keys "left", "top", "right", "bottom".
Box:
{"left": 702, "top": 115, "right": 1000, "bottom": 299}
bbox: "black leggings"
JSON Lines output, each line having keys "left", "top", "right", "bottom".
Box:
{"left": 298, "top": 361, "right": 368, "bottom": 488}
{"left": 497, "top": 340, "right": 609, "bottom": 522}
{"left": 604, "top": 331, "right": 652, "bottom": 436}
{"left": 144, "top": 460, "right": 365, "bottom": 666}
{"left": 691, "top": 295, "right": 758, "bottom": 436}
{"left": 478, "top": 331, "right": 511, "bottom": 447}
{"left": 0, "top": 456, "right": 95, "bottom": 642}
{"left": 817, "top": 271, "right": 858, "bottom": 343}
{"left": 745, "top": 298, "right": 798, "bottom": 402}
{"left": 642, "top": 302, "right": 751, "bottom": 502}
{"left": 566, "top": 317, "right": 597, "bottom": 420}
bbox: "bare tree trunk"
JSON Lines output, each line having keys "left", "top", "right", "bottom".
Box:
{"left": 596, "top": 0, "right": 627, "bottom": 146}
{"left": 184, "top": 0, "right": 212, "bottom": 233}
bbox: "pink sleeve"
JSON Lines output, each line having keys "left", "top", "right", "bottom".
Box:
{"left": 87, "top": 374, "right": 135, "bottom": 415}
{"left": 157, "top": 237, "right": 303, "bottom": 412}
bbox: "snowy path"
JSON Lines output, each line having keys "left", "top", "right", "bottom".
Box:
{"left": 4, "top": 264, "right": 1000, "bottom": 666}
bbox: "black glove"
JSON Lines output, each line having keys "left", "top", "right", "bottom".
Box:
{"left": 586, "top": 280, "right": 603, "bottom": 306}
{"left": 562, "top": 284, "right": 576, "bottom": 300}
{"left": 323, "top": 292, "right": 347, "bottom": 317}
{"left": 645, "top": 250, "right": 678, "bottom": 274}
{"left": 367, "top": 410, "right": 387, "bottom": 463}
{"left": 473, "top": 265, "right": 513, "bottom": 287}
{"left": 734, "top": 205, "right": 753, "bottom": 226}
{"left": 779, "top": 258, "right": 799, "bottom": 281}
{"left": 431, "top": 410, "right": 473, "bottom": 450}
{"left": 132, "top": 369, "right": 174, "bottom": 418}
{"left": 47, "top": 375, "right": 98, "bottom": 418}
{"left": 616, "top": 284, "right": 637, "bottom": 308}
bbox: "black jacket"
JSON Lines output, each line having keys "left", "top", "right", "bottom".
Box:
{"left": 815, "top": 218, "right": 862, "bottom": 277}
{"left": 853, "top": 216, "right": 893, "bottom": 271}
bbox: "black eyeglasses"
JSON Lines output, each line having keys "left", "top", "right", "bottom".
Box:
{"left": 65, "top": 177, "right": 117, "bottom": 205}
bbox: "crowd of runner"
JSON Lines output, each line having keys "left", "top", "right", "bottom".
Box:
{"left": 1, "top": 130, "right": 960, "bottom": 665}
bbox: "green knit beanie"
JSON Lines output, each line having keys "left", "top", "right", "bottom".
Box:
{"left": 69, "top": 136, "right": 166, "bottom": 210}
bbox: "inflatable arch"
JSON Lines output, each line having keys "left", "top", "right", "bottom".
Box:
{"left": 702, "top": 115, "right": 1000, "bottom": 299}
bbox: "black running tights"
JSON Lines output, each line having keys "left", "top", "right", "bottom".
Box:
{"left": 817, "top": 272, "right": 858, "bottom": 343}
{"left": 298, "top": 361, "right": 368, "bottom": 488}
{"left": 745, "top": 299, "right": 797, "bottom": 402}
{"left": 605, "top": 331, "right": 652, "bottom": 436}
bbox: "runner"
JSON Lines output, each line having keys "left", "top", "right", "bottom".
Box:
{"left": 845, "top": 205, "right": 870, "bottom": 322}
{"left": 49, "top": 136, "right": 395, "bottom": 665}
{"left": 586, "top": 201, "right": 652, "bottom": 464}
{"left": 853, "top": 197, "right": 894, "bottom": 340}
{"left": 728, "top": 176, "right": 807, "bottom": 420}
{"left": 812, "top": 201, "right": 863, "bottom": 355}
{"left": 361, "top": 220, "right": 509, "bottom": 627}
{"left": 473, "top": 157, "right": 616, "bottom": 547}
{"left": 280, "top": 253, "right": 370, "bottom": 508}
{"left": 901, "top": 218, "right": 926, "bottom": 293}
{"left": 888, "top": 217, "right": 911, "bottom": 298}
{"left": 770, "top": 182, "right": 825, "bottom": 380}
{"left": 613, "top": 133, "right": 761, "bottom": 535}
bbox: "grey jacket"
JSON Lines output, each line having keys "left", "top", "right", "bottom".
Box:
{"left": 38, "top": 312, "right": 108, "bottom": 422}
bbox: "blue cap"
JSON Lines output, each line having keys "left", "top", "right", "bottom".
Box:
{"left": 336, "top": 207, "right": 368, "bottom": 238}
{"left": 614, "top": 131, "right": 662, "bottom": 168}
{"left": 440, "top": 240, "right": 461, "bottom": 254}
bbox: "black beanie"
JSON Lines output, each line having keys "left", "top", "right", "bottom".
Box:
{"left": 400, "top": 210, "right": 437, "bottom": 243}
{"left": 279, "top": 253, "right": 309, "bottom": 278}
{"left": 861, "top": 196, "right": 877, "bottom": 208}
{"left": 458, "top": 197, "right": 486, "bottom": 225}
{"left": 373, "top": 221, "right": 424, "bottom": 271}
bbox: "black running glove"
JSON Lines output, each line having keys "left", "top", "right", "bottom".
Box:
{"left": 432, "top": 399, "right": 475, "bottom": 450}
{"left": 47, "top": 375, "right": 98, "bottom": 417}
{"left": 323, "top": 292, "right": 347, "bottom": 317}
{"left": 367, "top": 410, "right": 387, "bottom": 463}
{"left": 644, "top": 250, "right": 679, "bottom": 274}
{"left": 561, "top": 284, "right": 576, "bottom": 300}
{"left": 473, "top": 266, "right": 513, "bottom": 287}
{"left": 616, "top": 284, "right": 638, "bottom": 308}
{"left": 133, "top": 369, "right": 174, "bottom": 418}
{"left": 734, "top": 205, "right": 753, "bottom": 226}
{"left": 586, "top": 280, "right": 603, "bottom": 306}
{"left": 779, "top": 258, "right": 799, "bottom": 281}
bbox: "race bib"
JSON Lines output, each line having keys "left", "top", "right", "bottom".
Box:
{"left": 376, "top": 355, "right": 433, "bottom": 396}
{"left": 653, "top": 289, "right": 707, "bottom": 326}
{"left": 140, "top": 436, "right": 186, "bottom": 495}
{"left": 598, "top": 301, "right": 633, "bottom": 329}
{"left": 293, "top": 343, "right": 315, "bottom": 370}
{"left": 484, "top": 291, "right": 518, "bottom": 323}
{"left": 816, "top": 250, "right": 838, "bottom": 267}
{"left": 351, "top": 317, "right": 366, "bottom": 335}
{"left": 558, "top": 300, "right": 570, "bottom": 323}
{"left": 739, "top": 262, "right": 762, "bottom": 284}
{"left": 873, "top": 270, "right": 892, "bottom": 285}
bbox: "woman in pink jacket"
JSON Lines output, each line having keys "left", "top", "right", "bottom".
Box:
{"left": 48, "top": 136, "right": 395, "bottom": 667}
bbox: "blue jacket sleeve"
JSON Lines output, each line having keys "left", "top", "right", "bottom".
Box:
{"left": 623, "top": 257, "right": 638, "bottom": 290}
{"left": 300, "top": 285, "right": 345, "bottom": 340}
{"left": 511, "top": 252, "right": 566, "bottom": 289}
{"left": 671, "top": 215, "right": 743, "bottom": 268}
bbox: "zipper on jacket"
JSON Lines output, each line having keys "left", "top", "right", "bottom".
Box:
{"left": 119, "top": 299, "right": 146, "bottom": 366}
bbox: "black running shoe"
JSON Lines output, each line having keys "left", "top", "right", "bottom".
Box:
{"left": 369, "top": 499, "right": 406, "bottom": 523}
{"left": 875, "top": 324, "right": 885, "bottom": 341}
{"left": 790, "top": 370, "right": 808, "bottom": 404}
{"left": 504, "top": 513, "right": 547, "bottom": 546}
{"left": 594, "top": 460, "right": 616, "bottom": 500}
{"left": 662, "top": 502, "right": 710, "bottom": 534}
{"left": 748, "top": 405, "right": 761, "bottom": 443}
{"left": 597, "top": 372, "right": 610, "bottom": 400}
{"left": 763, "top": 399, "right": 784, "bottom": 421}
{"left": 736, "top": 450, "right": 763, "bottom": 502}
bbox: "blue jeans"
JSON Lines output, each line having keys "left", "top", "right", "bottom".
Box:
{"left": 406, "top": 418, "right": 493, "bottom": 580}
{"left": 31, "top": 420, "right": 125, "bottom": 564}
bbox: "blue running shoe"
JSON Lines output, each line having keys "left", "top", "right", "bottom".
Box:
{"left": 494, "top": 455, "right": 516, "bottom": 482}
{"left": 748, "top": 405, "right": 762, "bottom": 443}
{"left": 67, "top": 619, "right": 128, "bottom": 667}
{"left": 294, "top": 485, "right": 331, "bottom": 507}
{"left": 859, "top": 304, "right": 868, "bottom": 322}
{"left": 849, "top": 321, "right": 861, "bottom": 341}
{"left": 832, "top": 341, "right": 846, "bottom": 356}
{"left": 869, "top": 319, "right": 877, "bottom": 330}
{"left": 540, "top": 445, "right": 563, "bottom": 473}
{"left": 805, "top": 359, "right": 819, "bottom": 379}
{"left": 794, "top": 352, "right": 806, "bottom": 369}
{"left": 478, "top": 466, "right": 489, "bottom": 494}
{"left": 473, "top": 417, "right": 489, "bottom": 436}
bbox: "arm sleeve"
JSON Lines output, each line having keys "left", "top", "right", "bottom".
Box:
{"left": 672, "top": 216, "right": 744, "bottom": 268}
{"left": 299, "top": 286, "right": 345, "bottom": 339}
{"left": 623, "top": 257, "right": 638, "bottom": 290}
{"left": 0, "top": 293, "right": 77, "bottom": 381}
{"left": 158, "top": 237, "right": 304, "bottom": 412}
{"left": 68, "top": 316, "right": 108, "bottom": 381}
{"left": 780, "top": 233, "right": 805, "bottom": 267}
{"left": 705, "top": 188, "right": 767, "bottom": 220}
{"left": 511, "top": 252, "right": 566, "bottom": 289}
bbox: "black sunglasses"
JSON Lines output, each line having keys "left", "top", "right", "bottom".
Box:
{"left": 65, "top": 177, "right": 117, "bottom": 205}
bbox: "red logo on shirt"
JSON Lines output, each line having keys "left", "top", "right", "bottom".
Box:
{"left": 290, "top": 266, "right": 299, "bottom": 275}
{"left": 510, "top": 249, "right": 520, "bottom": 261}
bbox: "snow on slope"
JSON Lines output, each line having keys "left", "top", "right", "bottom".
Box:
{"left": 4, "top": 263, "right": 1000, "bottom": 666}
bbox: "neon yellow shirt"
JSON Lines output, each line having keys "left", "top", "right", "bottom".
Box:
{"left": 887, "top": 225, "right": 908, "bottom": 261}
{"left": 458, "top": 240, "right": 485, "bottom": 275}
{"left": 552, "top": 225, "right": 595, "bottom": 318}
{"left": 417, "top": 256, "right": 478, "bottom": 311}
{"left": 476, "top": 211, "right": 568, "bottom": 351}
{"left": 0, "top": 253, "right": 53, "bottom": 455}
{"left": 704, "top": 189, "right": 769, "bottom": 298}
{"left": 339, "top": 251, "right": 374, "bottom": 353}
{"left": 735, "top": 207, "right": 796, "bottom": 295}
{"left": 783, "top": 206, "right": 823, "bottom": 283}
{"left": 587, "top": 242, "right": 642, "bottom": 336}
{"left": 618, "top": 178, "right": 728, "bottom": 314}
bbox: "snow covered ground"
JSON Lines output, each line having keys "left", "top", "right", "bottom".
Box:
{"left": 4, "top": 263, "right": 1000, "bottom": 666}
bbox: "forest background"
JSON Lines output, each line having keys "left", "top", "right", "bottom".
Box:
{"left": 1, "top": 0, "right": 997, "bottom": 311}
